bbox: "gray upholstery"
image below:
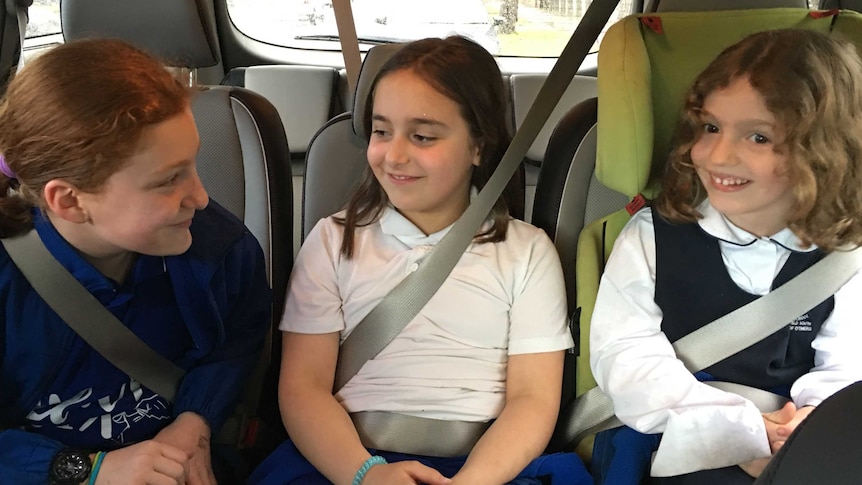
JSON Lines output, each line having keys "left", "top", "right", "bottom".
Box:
{"left": 509, "top": 74, "right": 597, "bottom": 163}
{"left": 530, "top": 98, "right": 628, "bottom": 416}
{"left": 193, "top": 85, "right": 292, "bottom": 440}
{"left": 532, "top": 98, "right": 628, "bottom": 313}
{"left": 61, "top": 0, "right": 218, "bottom": 68}
{"left": 303, "top": 44, "right": 402, "bottom": 240}
{"left": 351, "top": 44, "right": 405, "bottom": 139}
{"left": 192, "top": 88, "right": 247, "bottom": 218}
{"left": 645, "top": 0, "right": 809, "bottom": 12}
{"left": 242, "top": 65, "right": 339, "bottom": 153}
{"left": 303, "top": 113, "right": 369, "bottom": 238}
{"left": 194, "top": 85, "right": 292, "bottom": 432}
{"left": 191, "top": 86, "right": 292, "bottom": 282}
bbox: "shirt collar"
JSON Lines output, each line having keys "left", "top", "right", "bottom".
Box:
{"left": 379, "top": 187, "right": 479, "bottom": 249}
{"left": 33, "top": 209, "right": 167, "bottom": 303}
{"left": 379, "top": 207, "right": 454, "bottom": 248}
{"left": 695, "top": 200, "right": 816, "bottom": 253}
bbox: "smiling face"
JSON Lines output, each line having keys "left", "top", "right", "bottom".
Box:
{"left": 366, "top": 68, "right": 480, "bottom": 234}
{"left": 74, "top": 107, "right": 209, "bottom": 258}
{"left": 690, "top": 77, "right": 794, "bottom": 237}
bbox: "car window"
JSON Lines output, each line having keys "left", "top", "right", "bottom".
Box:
{"left": 227, "top": 0, "right": 636, "bottom": 57}
{"left": 25, "top": 0, "right": 61, "bottom": 39}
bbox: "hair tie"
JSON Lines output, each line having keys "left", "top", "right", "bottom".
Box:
{"left": 0, "top": 154, "right": 16, "bottom": 179}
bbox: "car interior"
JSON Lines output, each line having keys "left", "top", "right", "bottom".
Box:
{"left": 3, "top": 0, "right": 862, "bottom": 480}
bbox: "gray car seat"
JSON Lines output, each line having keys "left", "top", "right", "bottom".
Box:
{"left": 60, "top": 0, "right": 293, "bottom": 451}
{"left": 222, "top": 64, "right": 341, "bottom": 258}
{"left": 532, "top": 97, "right": 630, "bottom": 421}
{"left": 301, "top": 44, "right": 401, "bottom": 240}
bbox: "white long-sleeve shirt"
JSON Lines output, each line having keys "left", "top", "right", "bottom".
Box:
{"left": 590, "top": 201, "right": 862, "bottom": 476}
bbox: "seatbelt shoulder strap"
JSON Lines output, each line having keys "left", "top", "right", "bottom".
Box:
{"left": 2, "top": 229, "right": 185, "bottom": 402}
{"left": 331, "top": 0, "right": 361, "bottom": 94}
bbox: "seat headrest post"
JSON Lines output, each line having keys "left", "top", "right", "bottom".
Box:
{"left": 166, "top": 67, "right": 198, "bottom": 88}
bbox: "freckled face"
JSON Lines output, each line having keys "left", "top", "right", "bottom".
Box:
{"left": 77, "top": 107, "right": 209, "bottom": 257}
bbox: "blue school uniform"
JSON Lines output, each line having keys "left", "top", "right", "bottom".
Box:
{"left": 0, "top": 201, "right": 271, "bottom": 484}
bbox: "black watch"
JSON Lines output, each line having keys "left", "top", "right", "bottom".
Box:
{"left": 49, "top": 448, "right": 92, "bottom": 485}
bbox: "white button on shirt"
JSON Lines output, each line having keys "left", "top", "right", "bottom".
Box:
{"left": 590, "top": 201, "right": 862, "bottom": 476}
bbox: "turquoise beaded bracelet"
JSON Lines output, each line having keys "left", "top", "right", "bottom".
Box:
{"left": 352, "top": 455, "right": 387, "bottom": 485}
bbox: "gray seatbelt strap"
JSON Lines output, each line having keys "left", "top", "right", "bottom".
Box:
{"left": 334, "top": 0, "right": 623, "bottom": 392}
{"left": 351, "top": 412, "right": 491, "bottom": 458}
{"left": 2, "top": 230, "right": 185, "bottom": 402}
{"left": 706, "top": 381, "right": 788, "bottom": 412}
{"left": 557, "top": 380, "right": 791, "bottom": 450}
{"left": 557, "top": 247, "right": 862, "bottom": 447}
{"left": 331, "top": 0, "right": 361, "bottom": 94}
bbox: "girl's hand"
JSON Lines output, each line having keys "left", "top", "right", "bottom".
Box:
{"left": 94, "top": 440, "right": 188, "bottom": 485}
{"left": 739, "top": 457, "right": 771, "bottom": 478}
{"left": 153, "top": 412, "right": 216, "bottom": 485}
{"left": 360, "top": 461, "right": 451, "bottom": 485}
{"left": 762, "top": 403, "right": 816, "bottom": 453}
{"left": 775, "top": 405, "right": 815, "bottom": 445}
{"left": 766, "top": 405, "right": 816, "bottom": 453}
{"left": 762, "top": 402, "right": 796, "bottom": 453}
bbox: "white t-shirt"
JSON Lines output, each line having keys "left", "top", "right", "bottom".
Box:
{"left": 281, "top": 207, "right": 572, "bottom": 422}
{"left": 590, "top": 201, "right": 862, "bottom": 476}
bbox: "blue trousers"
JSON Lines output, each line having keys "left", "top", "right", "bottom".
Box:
{"left": 248, "top": 439, "right": 592, "bottom": 485}
{"left": 591, "top": 427, "right": 753, "bottom": 485}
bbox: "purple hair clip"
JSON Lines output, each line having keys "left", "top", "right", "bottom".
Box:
{"left": 0, "top": 153, "right": 16, "bottom": 179}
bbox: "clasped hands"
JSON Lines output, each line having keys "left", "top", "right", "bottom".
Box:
{"left": 740, "top": 402, "right": 815, "bottom": 478}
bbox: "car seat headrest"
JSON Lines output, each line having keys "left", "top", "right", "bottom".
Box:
{"left": 595, "top": 8, "right": 862, "bottom": 198}
{"left": 61, "top": 0, "right": 219, "bottom": 69}
{"left": 351, "top": 43, "right": 404, "bottom": 140}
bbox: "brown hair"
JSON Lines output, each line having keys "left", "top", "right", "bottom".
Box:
{"left": 0, "top": 39, "right": 192, "bottom": 238}
{"left": 657, "top": 29, "right": 862, "bottom": 251}
{"left": 337, "top": 36, "right": 514, "bottom": 257}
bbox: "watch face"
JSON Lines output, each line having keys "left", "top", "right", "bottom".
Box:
{"left": 50, "top": 449, "right": 91, "bottom": 483}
